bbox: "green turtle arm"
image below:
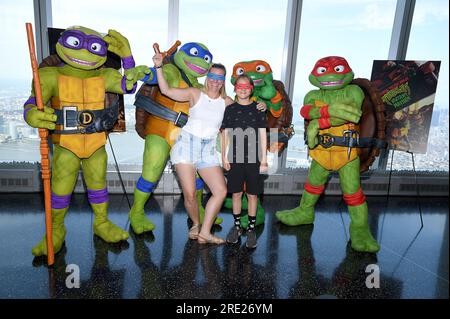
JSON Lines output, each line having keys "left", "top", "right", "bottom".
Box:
{"left": 24, "top": 68, "right": 59, "bottom": 129}
{"left": 101, "top": 68, "right": 125, "bottom": 93}
{"left": 163, "top": 64, "right": 182, "bottom": 88}
{"left": 28, "top": 68, "right": 59, "bottom": 105}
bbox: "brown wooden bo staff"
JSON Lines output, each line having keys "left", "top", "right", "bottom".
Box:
{"left": 153, "top": 40, "right": 181, "bottom": 60}
{"left": 25, "top": 23, "right": 54, "bottom": 266}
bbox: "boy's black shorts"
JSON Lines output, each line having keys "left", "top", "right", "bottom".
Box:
{"left": 226, "top": 163, "right": 263, "bottom": 195}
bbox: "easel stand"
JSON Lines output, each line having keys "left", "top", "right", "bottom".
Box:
{"left": 386, "top": 147, "right": 424, "bottom": 228}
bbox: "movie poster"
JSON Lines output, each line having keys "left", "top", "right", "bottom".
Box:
{"left": 370, "top": 60, "right": 441, "bottom": 153}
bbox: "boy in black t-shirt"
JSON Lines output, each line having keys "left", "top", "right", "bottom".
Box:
{"left": 220, "top": 74, "right": 267, "bottom": 249}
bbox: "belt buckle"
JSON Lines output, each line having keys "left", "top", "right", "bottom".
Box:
{"left": 343, "top": 130, "right": 360, "bottom": 146}
{"left": 343, "top": 130, "right": 359, "bottom": 159}
{"left": 77, "top": 110, "right": 95, "bottom": 127}
{"left": 63, "top": 106, "right": 78, "bottom": 130}
{"left": 319, "top": 133, "right": 334, "bottom": 148}
{"left": 174, "top": 111, "right": 188, "bottom": 127}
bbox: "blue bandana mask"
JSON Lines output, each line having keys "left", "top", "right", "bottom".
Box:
{"left": 207, "top": 72, "right": 225, "bottom": 81}
{"left": 180, "top": 42, "right": 213, "bottom": 64}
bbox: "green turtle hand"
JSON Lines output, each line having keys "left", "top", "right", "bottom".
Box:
{"left": 306, "top": 119, "right": 320, "bottom": 149}
{"left": 328, "top": 103, "right": 362, "bottom": 123}
{"left": 25, "top": 106, "right": 57, "bottom": 130}
{"left": 124, "top": 65, "right": 150, "bottom": 90}
{"left": 104, "top": 29, "right": 132, "bottom": 58}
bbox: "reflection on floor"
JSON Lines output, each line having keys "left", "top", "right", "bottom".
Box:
{"left": 0, "top": 194, "right": 447, "bottom": 299}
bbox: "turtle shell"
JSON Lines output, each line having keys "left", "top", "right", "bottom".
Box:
{"left": 352, "top": 78, "right": 386, "bottom": 172}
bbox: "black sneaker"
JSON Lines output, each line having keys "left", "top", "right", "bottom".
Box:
{"left": 226, "top": 226, "right": 243, "bottom": 244}
{"left": 246, "top": 230, "right": 257, "bottom": 249}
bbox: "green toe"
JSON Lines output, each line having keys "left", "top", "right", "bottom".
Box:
{"left": 94, "top": 220, "right": 129, "bottom": 243}
{"left": 31, "top": 226, "right": 67, "bottom": 257}
{"left": 350, "top": 229, "right": 380, "bottom": 253}
{"left": 214, "top": 216, "right": 223, "bottom": 225}
{"left": 275, "top": 207, "right": 314, "bottom": 226}
{"left": 129, "top": 210, "right": 155, "bottom": 234}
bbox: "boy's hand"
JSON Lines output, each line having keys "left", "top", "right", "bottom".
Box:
{"left": 256, "top": 101, "right": 267, "bottom": 112}
{"left": 222, "top": 157, "right": 231, "bottom": 171}
{"left": 260, "top": 161, "right": 268, "bottom": 174}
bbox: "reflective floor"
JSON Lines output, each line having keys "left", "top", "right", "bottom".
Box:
{"left": 0, "top": 193, "right": 448, "bottom": 299}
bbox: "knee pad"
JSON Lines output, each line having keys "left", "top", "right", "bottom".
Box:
{"left": 87, "top": 188, "right": 108, "bottom": 204}
{"left": 343, "top": 187, "right": 366, "bottom": 206}
{"left": 304, "top": 179, "right": 325, "bottom": 195}
{"left": 136, "top": 176, "right": 157, "bottom": 193}
{"left": 51, "top": 192, "right": 72, "bottom": 209}
{"left": 195, "top": 177, "right": 204, "bottom": 191}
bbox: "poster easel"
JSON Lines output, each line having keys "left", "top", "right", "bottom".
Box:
{"left": 386, "top": 146, "right": 424, "bottom": 229}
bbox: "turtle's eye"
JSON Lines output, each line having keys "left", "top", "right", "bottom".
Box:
{"left": 65, "top": 36, "right": 81, "bottom": 48}
{"left": 204, "top": 55, "right": 211, "bottom": 63}
{"left": 316, "top": 66, "right": 327, "bottom": 74}
{"left": 256, "top": 65, "right": 266, "bottom": 72}
{"left": 236, "top": 67, "right": 245, "bottom": 76}
{"left": 334, "top": 65, "right": 345, "bottom": 73}
{"left": 90, "top": 42, "right": 103, "bottom": 53}
{"left": 189, "top": 47, "right": 199, "bottom": 56}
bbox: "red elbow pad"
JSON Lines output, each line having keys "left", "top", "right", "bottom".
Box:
{"left": 319, "top": 105, "right": 330, "bottom": 118}
{"left": 318, "top": 118, "right": 331, "bottom": 129}
{"left": 300, "top": 105, "right": 312, "bottom": 119}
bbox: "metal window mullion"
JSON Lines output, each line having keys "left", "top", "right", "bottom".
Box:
{"left": 33, "top": 0, "right": 52, "bottom": 63}
{"left": 388, "top": 0, "right": 416, "bottom": 60}
{"left": 280, "top": 0, "right": 302, "bottom": 100}
{"left": 378, "top": 0, "right": 416, "bottom": 170}
{"left": 168, "top": 0, "right": 179, "bottom": 48}
{"left": 279, "top": 0, "right": 303, "bottom": 172}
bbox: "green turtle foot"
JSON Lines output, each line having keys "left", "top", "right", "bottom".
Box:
{"left": 199, "top": 206, "right": 223, "bottom": 225}
{"left": 129, "top": 207, "right": 155, "bottom": 234}
{"left": 31, "top": 225, "right": 67, "bottom": 257}
{"left": 349, "top": 227, "right": 380, "bottom": 253}
{"left": 275, "top": 206, "right": 315, "bottom": 226}
{"left": 94, "top": 219, "right": 129, "bottom": 243}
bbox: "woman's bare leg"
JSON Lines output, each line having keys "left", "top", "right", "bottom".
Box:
{"left": 175, "top": 163, "right": 200, "bottom": 226}
{"left": 198, "top": 166, "right": 227, "bottom": 238}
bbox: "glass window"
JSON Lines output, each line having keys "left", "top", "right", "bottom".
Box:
{"left": 287, "top": 0, "right": 397, "bottom": 169}
{"left": 0, "top": 1, "right": 37, "bottom": 163}
{"left": 52, "top": 0, "right": 169, "bottom": 167}
{"left": 179, "top": 0, "right": 289, "bottom": 170}
{"left": 401, "top": 0, "right": 449, "bottom": 172}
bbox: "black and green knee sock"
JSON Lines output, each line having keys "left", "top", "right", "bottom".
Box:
{"left": 248, "top": 215, "right": 256, "bottom": 232}
{"left": 233, "top": 213, "right": 242, "bottom": 228}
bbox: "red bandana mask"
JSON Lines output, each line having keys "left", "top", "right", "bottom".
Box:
{"left": 311, "top": 56, "right": 352, "bottom": 77}
{"left": 235, "top": 83, "right": 253, "bottom": 91}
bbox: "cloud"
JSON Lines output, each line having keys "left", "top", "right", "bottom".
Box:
{"left": 412, "top": 0, "right": 449, "bottom": 25}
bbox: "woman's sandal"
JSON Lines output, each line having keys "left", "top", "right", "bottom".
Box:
{"left": 188, "top": 224, "right": 200, "bottom": 240}
{"left": 197, "top": 233, "right": 226, "bottom": 245}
